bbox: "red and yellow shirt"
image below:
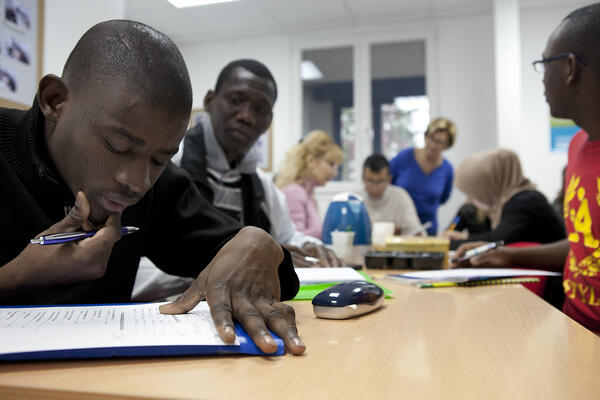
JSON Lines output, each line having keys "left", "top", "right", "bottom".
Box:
{"left": 563, "top": 129, "right": 600, "bottom": 333}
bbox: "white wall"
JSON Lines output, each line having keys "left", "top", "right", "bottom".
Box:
{"left": 431, "top": 13, "right": 498, "bottom": 231}
{"left": 43, "top": 0, "right": 125, "bottom": 76}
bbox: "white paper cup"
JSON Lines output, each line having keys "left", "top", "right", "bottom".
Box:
{"left": 371, "top": 221, "right": 395, "bottom": 249}
{"left": 331, "top": 231, "right": 355, "bottom": 261}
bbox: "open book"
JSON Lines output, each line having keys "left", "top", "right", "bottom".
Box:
{"left": 0, "top": 302, "right": 284, "bottom": 361}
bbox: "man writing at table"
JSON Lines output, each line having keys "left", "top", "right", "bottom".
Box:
{"left": 0, "top": 20, "right": 305, "bottom": 355}
{"left": 454, "top": 3, "right": 600, "bottom": 334}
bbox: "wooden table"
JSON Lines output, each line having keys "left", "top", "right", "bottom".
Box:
{"left": 1, "top": 271, "right": 600, "bottom": 399}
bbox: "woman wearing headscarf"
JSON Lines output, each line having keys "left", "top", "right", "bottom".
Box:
{"left": 444, "top": 148, "right": 565, "bottom": 249}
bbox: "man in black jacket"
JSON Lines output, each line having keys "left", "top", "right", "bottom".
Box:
{"left": 0, "top": 20, "right": 305, "bottom": 355}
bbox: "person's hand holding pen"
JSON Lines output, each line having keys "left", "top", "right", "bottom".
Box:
{"left": 451, "top": 240, "right": 513, "bottom": 269}
{"left": 281, "top": 242, "right": 342, "bottom": 267}
{"left": 441, "top": 216, "right": 468, "bottom": 240}
{"left": 0, "top": 191, "right": 124, "bottom": 300}
{"left": 160, "top": 226, "right": 306, "bottom": 356}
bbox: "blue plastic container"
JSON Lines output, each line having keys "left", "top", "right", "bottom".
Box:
{"left": 321, "top": 192, "right": 371, "bottom": 245}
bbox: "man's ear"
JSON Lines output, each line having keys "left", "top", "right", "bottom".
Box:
{"left": 565, "top": 54, "right": 582, "bottom": 85}
{"left": 203, "top": 90, "right": 215, "bottom": 112}
{"left": 37, "top": 74, "right": 68, "bottom": 122}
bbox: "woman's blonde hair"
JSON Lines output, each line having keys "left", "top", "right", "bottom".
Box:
{"left": 426, "top": 117, "right": 457, "bottom": 148}
{"left": 275, "top": 130, "right": 343, "bottom": 188}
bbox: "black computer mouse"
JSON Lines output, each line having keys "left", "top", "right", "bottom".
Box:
{"left": 312, "top": 281, "right": 384, "bottom": 319}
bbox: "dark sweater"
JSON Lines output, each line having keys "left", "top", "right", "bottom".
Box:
{"left": 450, "top": 190, "right": 566, "bottom": 250}
{"left": 0, "top": 101, "right": 298, "bottom": 305}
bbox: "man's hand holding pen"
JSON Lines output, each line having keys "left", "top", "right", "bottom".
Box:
{"left": 0, "top": 191, "right": 123, "bottom": 300}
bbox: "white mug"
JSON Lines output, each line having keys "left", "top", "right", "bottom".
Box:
{"left": 371, "top": 221, "right": 395, "bottom": 248}
{"left": 330, "top": 230, "right": 355, "bottom": 261}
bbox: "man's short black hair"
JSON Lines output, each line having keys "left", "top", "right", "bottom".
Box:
{"left": 560, "top": 3, "right": 600, "bottom": 73}
{"left": 215, "top": 59, "right": 277, "bottom": 101}
{"left": 62, "top": 20, "right": 192, "bottom": 117}
{"left": 363, "top": 154, "right": 389, "bottom": 173}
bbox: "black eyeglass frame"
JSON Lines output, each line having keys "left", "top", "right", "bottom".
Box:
{"left": 532, "top": 52, "right": 588, "bottom": 72}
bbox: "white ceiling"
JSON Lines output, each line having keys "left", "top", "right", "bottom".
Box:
{"left": 124, "top": 0, "right": 496, "bottom": 44}
{"left": 124, "top": 0, "right": 583, "bottom": 45}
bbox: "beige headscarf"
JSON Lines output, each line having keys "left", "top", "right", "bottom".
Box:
{"left": 454, "top": 148, "right": 536, "bottom": 228}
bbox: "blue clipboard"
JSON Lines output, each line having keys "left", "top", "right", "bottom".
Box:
{"left": 0, "top": 303, "right": 284, "bottom": 361}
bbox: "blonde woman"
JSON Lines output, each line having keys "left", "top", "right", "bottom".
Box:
{"left": 275, "top": 130, "right": 343, "bottom": 239}
{"left": 389, "top": 117, "right": 457, "bottom": 235}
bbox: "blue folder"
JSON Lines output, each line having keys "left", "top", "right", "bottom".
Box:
{"left": 0, "top": 303, "right": 284, "bottom": 361}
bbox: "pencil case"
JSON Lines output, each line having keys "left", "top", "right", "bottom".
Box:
{"left": 364, "top": 251, "right": 445, "bottom": 270}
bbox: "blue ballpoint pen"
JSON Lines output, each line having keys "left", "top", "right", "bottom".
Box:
{"left": 30, "top": 226, "right": 139, "bottom": 245}
{"left": 452, "top": 240, "right": 504, "bottom": 263}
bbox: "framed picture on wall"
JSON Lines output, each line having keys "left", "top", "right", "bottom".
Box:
{"left": 188, "top": 108, "right": 272, "bottom": 172}
{"left": 0, "top": 0, "right": 43, "bottom": 109}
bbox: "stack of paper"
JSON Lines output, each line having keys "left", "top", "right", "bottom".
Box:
{"left": 387, "top": 268, "right": 561, "bottom": 288}
{"left": 295, "top": 267, "right": 365, "bottom": 285}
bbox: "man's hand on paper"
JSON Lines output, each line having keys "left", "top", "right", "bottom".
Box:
{"left": 452, "top": 241, "right": 513, "bottom": 269}
{"left": 159, "top": 226, "right": 306, "bottom": 355}
{"left": 0, "top": 191, "right": 122, "bottom": 298}
{"left": 283, "top": 242, "right": 342, "bottom": 267}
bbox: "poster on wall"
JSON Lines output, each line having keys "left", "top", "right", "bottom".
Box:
{"left": 550, "top": 117, "right": 580, "bottom": 153}
{"left": 0, "top": 0, "right": 38, "bottom": 107}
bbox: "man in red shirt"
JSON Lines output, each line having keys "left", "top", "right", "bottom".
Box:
{"left": 454, "top": 3, "right": 600, "bottom": 333}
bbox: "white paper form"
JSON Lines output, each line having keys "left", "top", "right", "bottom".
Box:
{"left": 295, "top": 267, "right": 365, "bottom": 285}
{"left": 388, "top": 268, "right": 561, "bottom": 285}
{"left": 0, "top": 302, "right": 238, "bottom": 355}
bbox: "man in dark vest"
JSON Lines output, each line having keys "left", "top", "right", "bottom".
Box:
{"left": 181, "top": 59, "right": 340, "bottom": 266}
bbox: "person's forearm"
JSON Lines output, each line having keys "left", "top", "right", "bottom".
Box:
{"left": 507, "top": 239, "right": 569, "bottom": 271}
{"left": 0, "top": 259, "right": 32, "bottom": 300}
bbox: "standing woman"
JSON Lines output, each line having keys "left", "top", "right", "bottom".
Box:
{"left": 389, "top": 117, "right": 456, "bottom": 235}
{"left": 275, "top": 130, "right": 343, "bottom": 240}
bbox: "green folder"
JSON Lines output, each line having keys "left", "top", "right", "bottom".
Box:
{"left": 292, "top": 270, "right": 394, "bottom": 300}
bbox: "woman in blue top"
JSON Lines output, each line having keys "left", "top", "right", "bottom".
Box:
{"left": 389, "top": 117, "right": 456, "bottom": 235}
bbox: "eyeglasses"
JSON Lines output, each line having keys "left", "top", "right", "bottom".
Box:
{"left": 532, "top": 52, "right": 588, "bottom": 73}
{"left": 364, "top": 179, "right": 387, "bottom": 187}
{"left": 426, "top": 135, "right": 449, "bottom": 147}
